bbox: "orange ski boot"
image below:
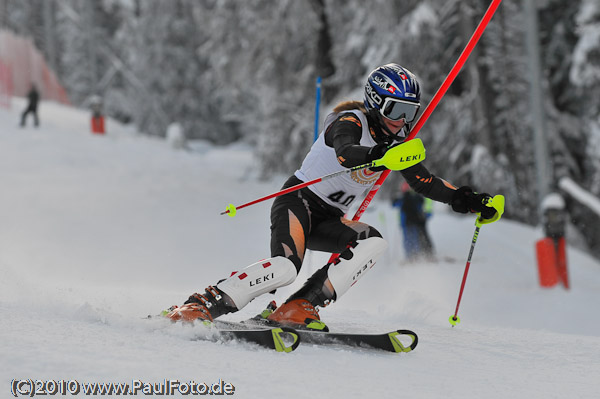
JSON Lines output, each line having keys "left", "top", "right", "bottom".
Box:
{"left": 166, "top": 286, "right": 236, "bottom": 323}
{"left": 267, "top": 298, "right": 328, "bottom": 331}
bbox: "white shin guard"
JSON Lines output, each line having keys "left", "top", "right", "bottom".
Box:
{"left": 327, "top": 237, "right": 388, "bottom": 300}
{"left": 216, "top": 256, "right": 297, "bottom": 310}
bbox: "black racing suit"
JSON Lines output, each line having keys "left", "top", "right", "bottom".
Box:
{"left": 270, "top": 111, "right": 457, "bottom": 274}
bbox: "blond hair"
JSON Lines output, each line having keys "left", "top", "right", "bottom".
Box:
{"left": 332, "top": 100, "right": 366, "bottom": 114}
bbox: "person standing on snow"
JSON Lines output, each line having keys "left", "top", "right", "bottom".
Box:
{"left": 167, "top": 63, "right": 499, "bottom": 331}
{"left": 392, "top": 182, "right": 435, "bottom": 261}
{"left": 20, "top": 84, "right": 40, "bottom": 127}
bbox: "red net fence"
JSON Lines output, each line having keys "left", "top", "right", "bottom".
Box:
{"left": 0, "top": 29, "right": 70, "bottom": 108}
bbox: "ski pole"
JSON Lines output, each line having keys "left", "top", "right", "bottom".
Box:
{"left": 220, "top": 162, "right": 375, "bottom": 216}
{"left": 221, "top": 139, "right": 426, "bottom": 216}
{"left": 449, "top": 223, "right": 481, "bottom": 327}
{"left": 326, "top": 0, "right": 503, "bottom": 263}
{"left": 449, "top": 195, "right": 505, "bottom": 326}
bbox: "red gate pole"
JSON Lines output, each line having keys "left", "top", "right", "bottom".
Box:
{"left": 328, "top": 0, "right": 503, "bottom": 263}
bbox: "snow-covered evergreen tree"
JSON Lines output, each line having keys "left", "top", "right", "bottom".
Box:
{"left": 1, "top": 0, "right": 600, "bottom": 257}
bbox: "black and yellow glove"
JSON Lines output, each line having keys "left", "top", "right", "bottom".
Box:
{"left": 451, "top": 186, "right": 497, "bottom": 220}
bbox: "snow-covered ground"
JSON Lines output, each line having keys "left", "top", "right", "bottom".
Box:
{"left": 1, "top": 99, "right": 599, "bottom": 398}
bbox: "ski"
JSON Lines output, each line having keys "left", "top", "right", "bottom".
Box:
{"left": 230, "top": 317, "right": 418, "bottom": 353}
{"left": 152, "top": 307, "right": 416, "bottom": 353}
{"left": 197, "top": 323, "right": 301, "bottom": 353}
{"left": 295, "top": 329, "right": 418, "bottom": 353}
{"left": 146, "top": 314, "right": 301, "bottom": 353}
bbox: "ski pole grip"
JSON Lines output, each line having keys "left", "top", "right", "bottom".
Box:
{"left": 476, "top": 194, "right": 505, "bottom": 226}
{"left": 372, "top": 138, "right": 426, "bottom": 171}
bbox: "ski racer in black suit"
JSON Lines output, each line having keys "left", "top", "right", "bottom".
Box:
{"left": 167, "top": 64, "right": 499, "bottom": 330}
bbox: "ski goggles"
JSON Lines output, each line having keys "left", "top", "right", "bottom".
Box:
{"left": 380, "top": 98, "right": 420, "bottom": 123}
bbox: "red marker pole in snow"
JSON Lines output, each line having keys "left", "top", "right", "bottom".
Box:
{"left": 327, "top": 0, "right": 504, "bottom": 263}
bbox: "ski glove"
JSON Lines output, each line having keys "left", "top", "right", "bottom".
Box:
{"left": 451, "top": 186, "right": 497, "bottom": 219}
{"left": 366, "top": 142, "right": 390, "bottom": 171}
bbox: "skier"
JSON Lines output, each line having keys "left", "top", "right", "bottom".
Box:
{"left": 167, "top": 63, "right": 499, "bottom": 330}
{"left": 20, "top": 84, "right": 40, "bottom": 127}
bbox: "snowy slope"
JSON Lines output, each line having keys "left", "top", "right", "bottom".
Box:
{"left": 1, "top": 99, "right": 599, "bottom": 399}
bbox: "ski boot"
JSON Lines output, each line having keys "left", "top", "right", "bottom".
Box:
{"left": 255, "top": 262, "right": 333, "bottom": 331}
{"left": 166, "top": 286, "right": 236, "bottom": 323}
{"left": 266, "top": 298, "right": 328, "bottom": 331}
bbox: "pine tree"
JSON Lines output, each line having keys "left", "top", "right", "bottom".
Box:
{"left": 4, "top": 0, "right": 600, "bottom": 257}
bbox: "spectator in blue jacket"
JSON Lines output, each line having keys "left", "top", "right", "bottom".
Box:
{"left": 393, "top": 181, "right": 434, "bottom": 261}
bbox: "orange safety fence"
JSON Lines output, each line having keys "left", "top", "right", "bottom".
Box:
{"left": 0, "top": 29, "right": 70, "bottom": 108}
{"left": 0, "top": 59, "right": 11, "bottom": 108}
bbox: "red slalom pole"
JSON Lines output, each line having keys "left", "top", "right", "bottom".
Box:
{"left": 328, "top": 0, "right": 503, "bottom": 263}
{"left": 405, "top": 0, "right": 503, "bottom": 143}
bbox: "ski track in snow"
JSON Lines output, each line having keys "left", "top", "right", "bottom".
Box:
{"left": 1, "top": 100, "right": 599, "bottom": 398}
